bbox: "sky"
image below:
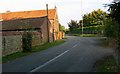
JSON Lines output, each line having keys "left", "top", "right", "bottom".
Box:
{"left": 0, "top": 0, "right": 113, "bottom": 28}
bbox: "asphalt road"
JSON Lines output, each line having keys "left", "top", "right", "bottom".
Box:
{"left": 3, "top": 36, "right": 114, "bottom": 72}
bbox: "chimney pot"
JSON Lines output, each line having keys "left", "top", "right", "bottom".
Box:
{"left": 6, "top": 10, "right": 10, "bottom": 13}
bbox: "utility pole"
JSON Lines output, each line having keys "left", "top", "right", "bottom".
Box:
{"left": 81, "top": 0, "right": 83, "bottom": 37}
{"left": 46, "top": 4, "right": 50, "bottom": 42}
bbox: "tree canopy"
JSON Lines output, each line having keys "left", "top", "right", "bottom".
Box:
{"left": 108, "top": 1, "right": 120, "bottom": 49}
{"left": 59, "top": 24, "right": 66, "bottom": 32}
{"left": 68, "top": 20, "right": 79, "bottom": 31}
{"left": 83, "top": 9, "right": 108, "bottom": 26}
{"left": 108, "top": 1, "right": 120, "bottom": 23}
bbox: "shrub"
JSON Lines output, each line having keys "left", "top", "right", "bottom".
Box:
{"left": 103, "top": 18, "right": 119, "bottom": 38}
{"left": 22, "top": 32, "right": 32, "bottom": 52}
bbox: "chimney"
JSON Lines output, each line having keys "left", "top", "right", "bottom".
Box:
{"left": 54, "top": 6, "right": 57, "bottom": 10}
{"left": 6, "top": 10, "right": 10, "bottom": 13}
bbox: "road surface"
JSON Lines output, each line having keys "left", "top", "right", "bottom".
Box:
{"left": 3, "top": 36, "right": 114, "bottom": 72}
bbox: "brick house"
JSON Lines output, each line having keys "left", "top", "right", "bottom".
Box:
{"left": 1, "top": 6, "right": 60, "bottom": 42}
{"left": 0, "top": 7, "right": 63, "bottom": 56}
{"left": 0, "top": 16, "right": 52, "bottom": 56}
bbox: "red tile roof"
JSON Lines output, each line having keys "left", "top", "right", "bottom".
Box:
{"left": 0, "top": 9, "right": 56, "bottom": 21}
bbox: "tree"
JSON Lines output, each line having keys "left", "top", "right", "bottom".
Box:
{"left": 108, "top": 1, "right": 120, "bottom": 38}
{"left": 107, "top": 1, "right": 120, "bottom": 68}
{"left": 78, "top": 20, "right": 83, "bottom": 28}
{"left": 59, "top": 23, "right": 66, "bottom": 32}
{"left": 104, "top": 17, "right": 118, "bottom": 38}
{"left": 83, "top": 9, "right": 108, "bottom": 27}
{"left": 68, "top": 20, "right": 79, "bottom": 31}
{"left": 109, "top": 1, "right": 120, "bottom": 50}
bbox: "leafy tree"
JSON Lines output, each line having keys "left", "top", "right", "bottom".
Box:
{"left": 104, "top": 17, "right": 118, "bottom": 38}
{"left": 103, "top": 1, "right": 120, "bottom": 69}
{"left": 68, "top": 20, "right": 79, "bottom": 31}
{"left": 108, "top": 1, "right": 120, "bottom": 41}
{"left": 59, "top": 24, "right": 66, "bottom": 32}
{"left": 83, "top": 9, "right": 108, "bottom": 27}
{"left": 78, "top": 20, "right": 83, "bottom": 28}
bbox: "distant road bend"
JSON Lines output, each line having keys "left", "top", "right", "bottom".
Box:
{"left": 3, "top": 36, "right": 114, "bottom": 72}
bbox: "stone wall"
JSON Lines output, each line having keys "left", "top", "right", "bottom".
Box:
{"left": 2, "top": 31, "right": 65, "bottom": 56}
{"left": 2, "top": 31, "right": 48, "bottom": 56}
{"left": 2, "top": 33, "right": 22, "bottom": 56}
{"left": 31, "top": 32, "right": 43, "bottom": 46}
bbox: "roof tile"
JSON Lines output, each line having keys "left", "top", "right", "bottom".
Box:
{"left": 0, "top": 9, "right": 56, "bottom": 21}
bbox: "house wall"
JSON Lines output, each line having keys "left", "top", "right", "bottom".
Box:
{"left": 41, "top": 19, "right": 49, "bottom": 43}
{"left": 49, "top": 23, "right": 54, "bottom": 43}
{"left": 50, "top": 11, "right": 60, "bottom": 41}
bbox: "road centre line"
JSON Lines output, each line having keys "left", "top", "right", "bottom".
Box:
{"left": 29, "top": 41, "right": 80, "bottom": 72}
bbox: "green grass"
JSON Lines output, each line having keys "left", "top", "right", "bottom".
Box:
{"left": 2, "top": 40, "right": 65, "bottom": 63}
{"left": 80, "top": 34, "right": 98, "bottom": 37}
{"left": 73, "top": 34, "right": 98, "bottom": 37}
{"left": 95, "top": 56, "right": 118, "bottom": 72}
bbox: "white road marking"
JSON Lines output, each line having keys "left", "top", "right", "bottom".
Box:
{"left": 70, "top": 42, "right": 80, "bottom": 49}
{"left": 30, "top": 50, "right": 69, "bottom": 72}
{"left": 30, "top": 41, "right": 80, "bottom": 72}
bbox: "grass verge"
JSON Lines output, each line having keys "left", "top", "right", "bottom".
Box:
{"left": 2, "top": 40, "right": 65, "bottom": 63}
{"left": 73, "top": 34, "right": 98, "bottom": 37}
{"left": 94, "top": 56, "right": 118, "bottom": 72}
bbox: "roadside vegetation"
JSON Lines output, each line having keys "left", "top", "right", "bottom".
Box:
{"left": 67, "top": 0, "right": 120, "bottom": 72}
{"left": 94, "top": 38, "right": 119, "bottom": 72}
{"left": 96, "top": 1, "right": 120, "bottom": 72}
{"left": 67, "top": 9, "right": 107, "bottom": 37}
{"left": 94, "top": 56, "right": 118, "bottom": 72}
{"left": 73, "top": 34, "right": 97, "bottom": 37}
{"left": 2, "top": 40, "right": 65, "bottom": 63}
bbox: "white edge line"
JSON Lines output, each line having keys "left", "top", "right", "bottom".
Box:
{"left": 30, "top": 50, "right": 69, "bottom": 72}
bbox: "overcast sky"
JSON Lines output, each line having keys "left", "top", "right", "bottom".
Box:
{"left": 0, "top": 0, "right": 113, "bottom": 28}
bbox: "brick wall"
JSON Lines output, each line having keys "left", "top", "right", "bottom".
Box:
{"left": 41, "top": 19, "right": 49, "bottom": 43}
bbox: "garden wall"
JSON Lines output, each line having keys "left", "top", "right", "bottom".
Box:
{"left": 2, "top": 31, "right": 45, "bottom": 56}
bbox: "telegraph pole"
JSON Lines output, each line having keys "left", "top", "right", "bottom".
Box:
{"left": 81, "top": 0, "right": 84, "bottom": 37}
{"left": 46, "top": 4, "right": 50, "bottom": 42}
